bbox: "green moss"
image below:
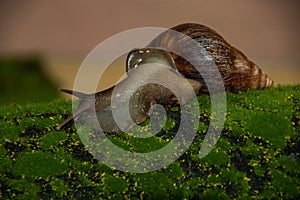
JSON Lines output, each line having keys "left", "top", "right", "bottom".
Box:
{"left": 0, "top": 157, "right": 12, "bottom": 172}
{"left": 201, "top": 148, "right": 230, "bottom": 165}
{"left": 0, "top": 85, "right": 299, "bottom": 199}
{"left": 272, "top": 170, "right": 298, "bottom": 196}
{"left": 50, "top": 179, "right": 70, "bottom": 198}
{"left": 40, "top": 131, "right": 68, "bottom": 150}
{"left": 8, "top": 178, "right": 41, "bottom": 199}
{"left": 199, "top": 188, "right": 230, "bottom": 200}
{"left": 12, "top": 151, "right": 69, "bottom": 178}
{"left": 104, "top": 175, "right": 129, "bottom": 194}
{"left": 245, "top": 112, "right": 295, "bottom": 148}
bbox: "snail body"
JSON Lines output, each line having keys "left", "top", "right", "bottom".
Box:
{"left": 57, "top": 23, "right": 273, "bottom": 131}
{"left": 57, "top": 55, "right": 201, "bottom": 132}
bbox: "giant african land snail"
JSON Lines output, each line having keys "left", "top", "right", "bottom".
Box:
{"left": 57, "top": 23, "right": 273, "bottom": 132}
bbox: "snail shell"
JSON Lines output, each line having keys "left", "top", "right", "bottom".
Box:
{"left": 142, "top": 23, "right": 273, "bottom": 92}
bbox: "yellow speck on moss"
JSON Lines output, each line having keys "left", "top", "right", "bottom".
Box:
{"left": 244, "top": 177, "right": 251, "bottom": 182}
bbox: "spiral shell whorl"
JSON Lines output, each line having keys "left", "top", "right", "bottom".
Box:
{"left": 231, "top": 51, "right": 273, "bottom": 91}
{"left": 148, "top": 23, "right": 273, "bottom": 92}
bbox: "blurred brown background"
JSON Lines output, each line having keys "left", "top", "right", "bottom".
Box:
{"left": 0, "top": 0, "right": 299, "bottom": 92}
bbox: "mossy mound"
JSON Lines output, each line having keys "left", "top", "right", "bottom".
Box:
{"left": 0, "top": 57, "right": 59, "bottom": 105}
{"left": 0, "top": 85, "right": 299, "bottom": 199}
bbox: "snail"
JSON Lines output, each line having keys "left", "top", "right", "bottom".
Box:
{"left": 57, "top": 23, "right": 273, "bottom": 132}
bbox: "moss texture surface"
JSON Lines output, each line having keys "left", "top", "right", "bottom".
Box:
{"left": 0, "top": 85, "right": 299, "bottom": 199}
